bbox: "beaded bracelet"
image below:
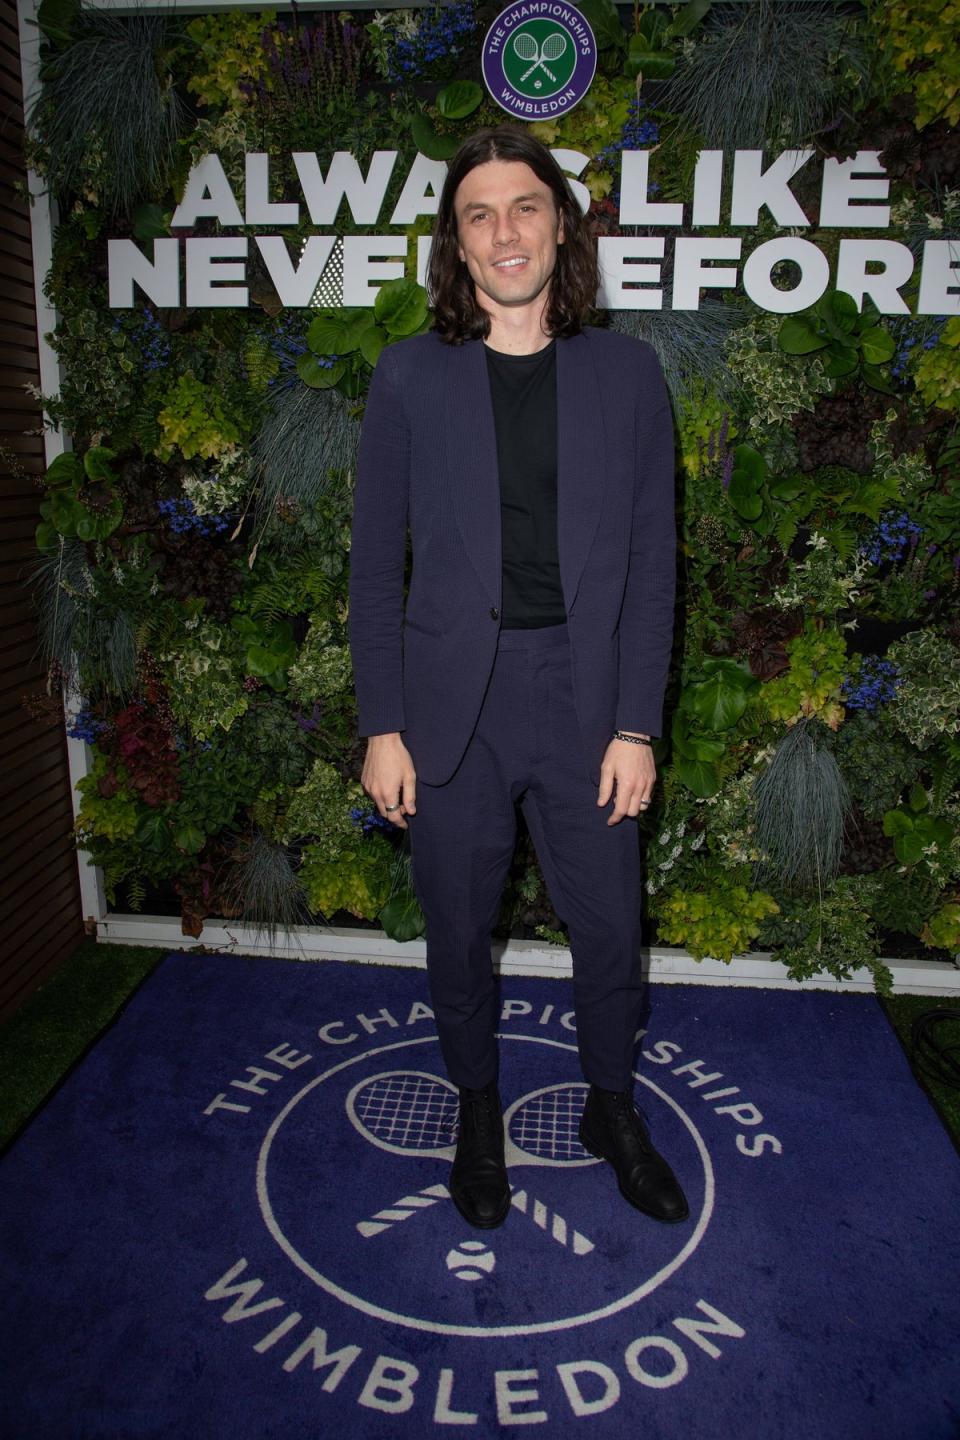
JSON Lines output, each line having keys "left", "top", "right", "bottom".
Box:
{"left": 613, "top": 730, "right": 653, "bottom": 746}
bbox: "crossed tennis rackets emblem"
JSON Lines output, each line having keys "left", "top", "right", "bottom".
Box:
{"left": 347, "top": 1070, "right": 600, "bottom": 1255}
{"left": 512, "top": 29, "right": 568, "bottom": 84}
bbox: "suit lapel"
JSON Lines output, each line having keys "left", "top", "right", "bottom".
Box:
{"left": 447, "top": 331, "right": 606, "bottom": 617}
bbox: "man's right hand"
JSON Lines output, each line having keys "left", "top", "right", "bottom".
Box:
{"left": 360, "top": 733, "right": 417, "bottom": 829}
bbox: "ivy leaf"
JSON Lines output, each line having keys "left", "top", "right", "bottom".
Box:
{"left": 437, "top": 80, "right": 483, "bottom": 119}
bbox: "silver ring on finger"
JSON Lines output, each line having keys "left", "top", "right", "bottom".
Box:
{"left": 384, "top": 802, "right": 400, "bottom": 812}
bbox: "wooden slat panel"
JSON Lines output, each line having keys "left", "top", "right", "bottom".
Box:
{"left": 0, "top": 0, "right": 84, "bottom": 1017}
{"left": 0, "top": 795, "right": 78, "bottom": 868}
{"left": 0, "top": 903, "right": 93, "bottom": 1022}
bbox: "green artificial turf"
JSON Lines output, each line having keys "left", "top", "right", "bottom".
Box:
{"left": 1, "top": 940, "right": 958, "bottom": 1152}
{"left": 880, "top": 992, "right": 960, "bottom": 1149}
{"left": 0, "top": 940, "right": 164, "bottom": 1149}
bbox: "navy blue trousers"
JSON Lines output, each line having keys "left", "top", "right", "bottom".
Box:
{"left": 406, "top": 620, "right": 644, "bottom": 1092}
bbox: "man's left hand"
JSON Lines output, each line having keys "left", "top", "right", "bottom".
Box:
{"left": 597, "top": 736, "right": 656, "bottom": 825}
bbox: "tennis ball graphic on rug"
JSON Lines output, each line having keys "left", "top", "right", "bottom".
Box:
{"left": 446, "top": 1241, "right": 496, "bottom": 1281}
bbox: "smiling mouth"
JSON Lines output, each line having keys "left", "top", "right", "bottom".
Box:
{"left": 492, "top": 256, "right": 529, "bottom": 270}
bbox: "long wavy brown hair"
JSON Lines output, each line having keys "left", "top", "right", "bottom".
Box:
{"left": 427, "top": 126, "right": 599, "bottom": 344}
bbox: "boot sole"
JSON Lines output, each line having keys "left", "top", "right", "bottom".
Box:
{"left": 579, "top": 1121, "right": 690, "bottom": 1225}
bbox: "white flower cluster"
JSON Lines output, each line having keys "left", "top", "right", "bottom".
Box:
{"left": 768, "top": 531, "right": 871, "bottom": 622}
{"left": 645, "top": 818, "right": 705, "bottom": 896}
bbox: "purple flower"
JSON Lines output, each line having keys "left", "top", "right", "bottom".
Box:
{"left": 721, "top": 451, "right": 734, "bottom": 491}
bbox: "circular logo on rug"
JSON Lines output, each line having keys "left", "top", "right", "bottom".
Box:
{"left": 257, "top": 1033, "right": 713, "bottom": 1338}
{"left": 481, "top": 3, "right": 597, "bottom": 121}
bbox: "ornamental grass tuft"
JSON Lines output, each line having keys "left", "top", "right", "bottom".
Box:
{"left": 753, "top": 718, "right": 850, "bottom": 893}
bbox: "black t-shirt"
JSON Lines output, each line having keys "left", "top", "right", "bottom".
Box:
{"left": 484, "top": 338, "right": 567, "bottom": 629}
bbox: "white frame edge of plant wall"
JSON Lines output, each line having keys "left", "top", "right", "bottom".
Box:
{"left": 17, "top": 0, "right": 958, "bottom": 990}
{"left": 95, "top": 913, "right": 960, "bottom": 996}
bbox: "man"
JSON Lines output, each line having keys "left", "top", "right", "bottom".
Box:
{"left": 348, "top": 126, "right": 687, "bottom": 1231}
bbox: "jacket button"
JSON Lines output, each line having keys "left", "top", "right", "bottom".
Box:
{"left": 490, "top": 606, "right": 499, "bottom": 619}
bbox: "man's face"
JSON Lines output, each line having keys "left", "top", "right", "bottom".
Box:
{"left": 453, "top": 158, "right": 564, "bottom": 316}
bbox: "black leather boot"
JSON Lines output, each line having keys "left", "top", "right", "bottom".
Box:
{"left": 449, "top": 1080, "right": 511, "bottom": 1230}
{"left": 579, "top": 1085, "right": 689, "bottom": 1223}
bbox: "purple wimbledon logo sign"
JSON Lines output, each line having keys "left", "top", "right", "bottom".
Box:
{"left": 481, "top": 2, "right": 598, "bottom": 121}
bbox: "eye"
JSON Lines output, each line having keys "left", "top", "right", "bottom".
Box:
{"left": 470, "top": 211, "right": 488, "bottom": 223}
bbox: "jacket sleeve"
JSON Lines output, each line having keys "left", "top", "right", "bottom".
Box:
{"left": 348, "top": 346, "right": 410, "bottom": 738}
{"left": 614, "top": 344, "right": 677, "bottom": 740}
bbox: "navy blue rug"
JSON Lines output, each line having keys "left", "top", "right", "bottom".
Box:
{"left": 1, "top": 953, "right": 958, "bottom": 1440}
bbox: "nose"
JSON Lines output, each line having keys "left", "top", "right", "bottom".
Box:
{"left": 492, "top": 210, "right": 520, "bottom": 247}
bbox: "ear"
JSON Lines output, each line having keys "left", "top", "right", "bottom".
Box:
{"left": 557, "top": 208, "right": 565, "bottom": 245}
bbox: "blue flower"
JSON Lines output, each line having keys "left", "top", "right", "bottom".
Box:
{"left": 841, "top": 656, "right": 900, "bottom": 712}
{"left": 350, "top": 804, "right": 396, "bottom": 835}
{"left": 157, "top": 495, "right": 232, "bottom": 538}
{"left": 594, "top": 97, "right": 661, "bottom": 206}
{"left": 384, "top": 2, "right": 476, "bottom": 82}
{"left": 67, "top": 708, "right": 107, "bottom": 743}
{"left": 859, "top": 510, "right": 922, "bottom": 566}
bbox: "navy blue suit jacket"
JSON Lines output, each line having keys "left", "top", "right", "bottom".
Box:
{"left": 348, "top": 326, "right": 677, "bottom": 787}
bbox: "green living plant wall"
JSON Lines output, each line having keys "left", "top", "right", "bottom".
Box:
{"left": 22, "top": 0, "right": 960, "bottom": 989}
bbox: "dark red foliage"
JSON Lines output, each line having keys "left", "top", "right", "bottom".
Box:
{"left": 174, "top": 841, "right": 243, "bottom": 937}
{"left": 160, "top": 545, "right": 245, "bottom": 621}
{"left": 731, "top": 607, "right": 805, "bottom": 680}
{"left": 106, "top": 701, "right": 181, "bottom": 806}
{"left": 792, "top": 389, "right": 888, "bottom": 473}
